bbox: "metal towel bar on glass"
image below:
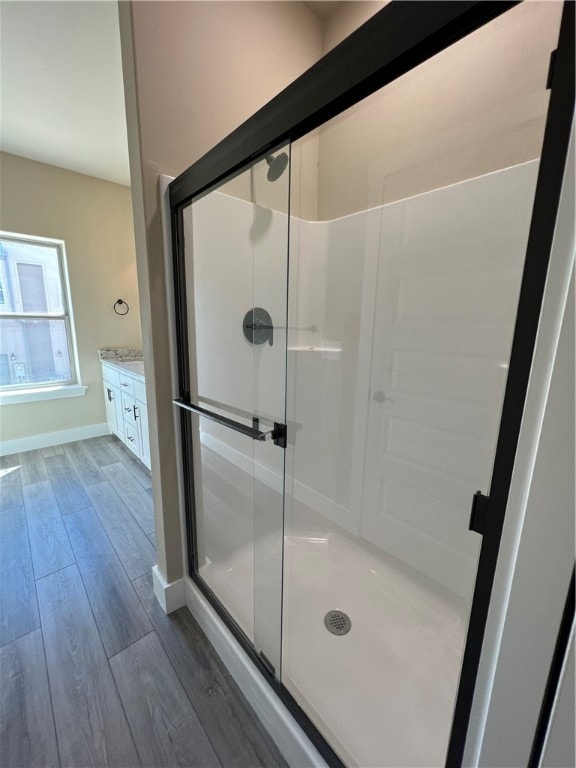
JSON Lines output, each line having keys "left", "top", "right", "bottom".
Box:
{"left": 173, "top": 398, "right": 273, "bottom": 441}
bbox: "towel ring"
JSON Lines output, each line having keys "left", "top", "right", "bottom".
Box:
{"left": 113, "top": 299, "right": 129, "bottom": 316}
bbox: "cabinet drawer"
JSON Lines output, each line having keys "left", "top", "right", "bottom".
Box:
{"left": 118, "top": 375, "right": 134, "bottom": 397}
{"left": 133, "top": 379, "right": 146, "bottom": 404}
{"left": 124, "top": 420, "right": 141, "bottom": 457}
{"left": 121, "top": 391, "right": 137, "bottom": 423}
{"left": 102, "top": 364, "right": 120, "bottom": 389}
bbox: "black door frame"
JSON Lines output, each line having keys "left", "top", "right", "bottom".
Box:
{"left": 168, "top": 2, "right": 575, "bottom": 765}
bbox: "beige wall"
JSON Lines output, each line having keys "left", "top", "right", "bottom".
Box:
{"left": 322, "top": 1, "right": 387, "bottom": 52}
{"left": 0, "top": 152, "right": 141, "bottom": 441}
{"left": 129, "top": 1, "right": 322, "bottom": 179}
{"left": 315, "top": 1, "right": 562, "bottom": 219}
{"left": 119, "top": 1, "right": 324, "bottom": 582}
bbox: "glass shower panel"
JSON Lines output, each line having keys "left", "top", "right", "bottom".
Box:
{"left": 182, "top": 148, "right": 289, "bottom": 673}
{"left": 282, "top": 4, "right": 562, "bottom": 766}
{"left": 251, "top": 149, "right": 290, "bottom": 672}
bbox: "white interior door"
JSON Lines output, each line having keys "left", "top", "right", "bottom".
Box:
{"left": 361, "top": 160, "right": 540, "bottom": 599}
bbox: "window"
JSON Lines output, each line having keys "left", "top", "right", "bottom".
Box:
{"left": 0, "top": 232, "right": 79, "bottom": 391}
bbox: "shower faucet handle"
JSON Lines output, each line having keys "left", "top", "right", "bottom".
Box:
{"left": 372, "top": 390, "right": 393, "bottom": 403}
{"left": 243, "top": 307, "right": 273, "bottom": 346}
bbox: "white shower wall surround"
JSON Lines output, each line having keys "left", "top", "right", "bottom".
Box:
{"left": 191, "top": 159, "right": 538, "bottom": 601}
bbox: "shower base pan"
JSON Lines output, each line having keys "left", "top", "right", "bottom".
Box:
{"left": 200, "top": 518, "right": 467, "bottom": 768}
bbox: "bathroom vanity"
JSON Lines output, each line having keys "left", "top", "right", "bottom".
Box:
{"left": 100, "top": 354, "right": 150, "bottom": 469}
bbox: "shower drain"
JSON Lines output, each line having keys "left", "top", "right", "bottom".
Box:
{"left": 324, "top": 610, "right": 352, "bottom": 636}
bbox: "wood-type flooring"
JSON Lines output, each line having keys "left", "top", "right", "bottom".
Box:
{"left": 0, "top": 436, "right": 287, "bottom": 768}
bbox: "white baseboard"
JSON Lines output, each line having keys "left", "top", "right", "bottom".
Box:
{"left": 152, "top": 565, "right": 185, "bottom": 614}
{"left": 184, "top": 576, "right": 327, "bottom": 768}
{"left": 0, "top": 422, "right": 110, "bottom": 456}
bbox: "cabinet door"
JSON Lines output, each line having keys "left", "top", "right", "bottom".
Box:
{"left": 136, "top": 398, "right": 151, "bottom": 469}
{"left": 111, "top": 384, "right": 125, "bottom": 440}
{"left": 102, "top": 382, "right": 117, "bottom": 434}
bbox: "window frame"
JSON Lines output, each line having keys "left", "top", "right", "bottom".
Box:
{"left": 0, "top": 230, "right": 81, "bottom": 393}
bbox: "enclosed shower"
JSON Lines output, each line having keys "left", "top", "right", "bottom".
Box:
{"left": 168, "top": 3, "right": 571, "bottom": 766}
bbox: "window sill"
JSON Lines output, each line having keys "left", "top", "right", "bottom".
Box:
{"left": 0, "top": 384, "right": 87, "bottom": 405}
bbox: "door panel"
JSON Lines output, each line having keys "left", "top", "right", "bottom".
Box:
{"left": 362, "top": 160, "right": 540, "bottom": 600}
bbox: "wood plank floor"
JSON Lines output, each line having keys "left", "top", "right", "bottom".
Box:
{"left": 0, "top": 470, "right": 39, "bottom": 647}
{"left": 0, "top": 437, "right": 288, "bottom": 768}
{"left": 0, "top": 629, "right": 59, "bottom": 768}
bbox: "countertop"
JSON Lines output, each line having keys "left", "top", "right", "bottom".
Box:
{"left": 101, "top": 359, "right": 145, "bottom": 380}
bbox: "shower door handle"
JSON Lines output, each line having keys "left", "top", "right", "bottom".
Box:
{"left": 173, "top": 398, "right": 286, "bottom": 447}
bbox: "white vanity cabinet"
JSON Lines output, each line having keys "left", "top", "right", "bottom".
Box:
{"left": 134, "top": 378, "right": 151, "bottom": 468}
{"left": 101, "top": 365, "right": 124, "bottom": 441}
{"left": 101, "top": 361, "right": 151, "bottom": 469}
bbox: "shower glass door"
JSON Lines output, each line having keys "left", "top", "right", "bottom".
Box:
{"left": 282, "top": 4, "right": 563, "bottom": 766}
{"left": 170, "top": 3, "right": 571, "bottom": 766}
{"left": 178, "top": 147, "right": 290, "bottom": 674}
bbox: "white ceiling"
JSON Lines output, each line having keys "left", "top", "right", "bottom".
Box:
{"left": 0, "top": 0, "right": 381, "bottom": 188}
{"left": 0, "top": 0, "right": 130, "bottom": 186}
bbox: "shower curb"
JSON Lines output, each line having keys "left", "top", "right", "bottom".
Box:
{"left": 183, "top": 576, "right": 328, "bottom": 768}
